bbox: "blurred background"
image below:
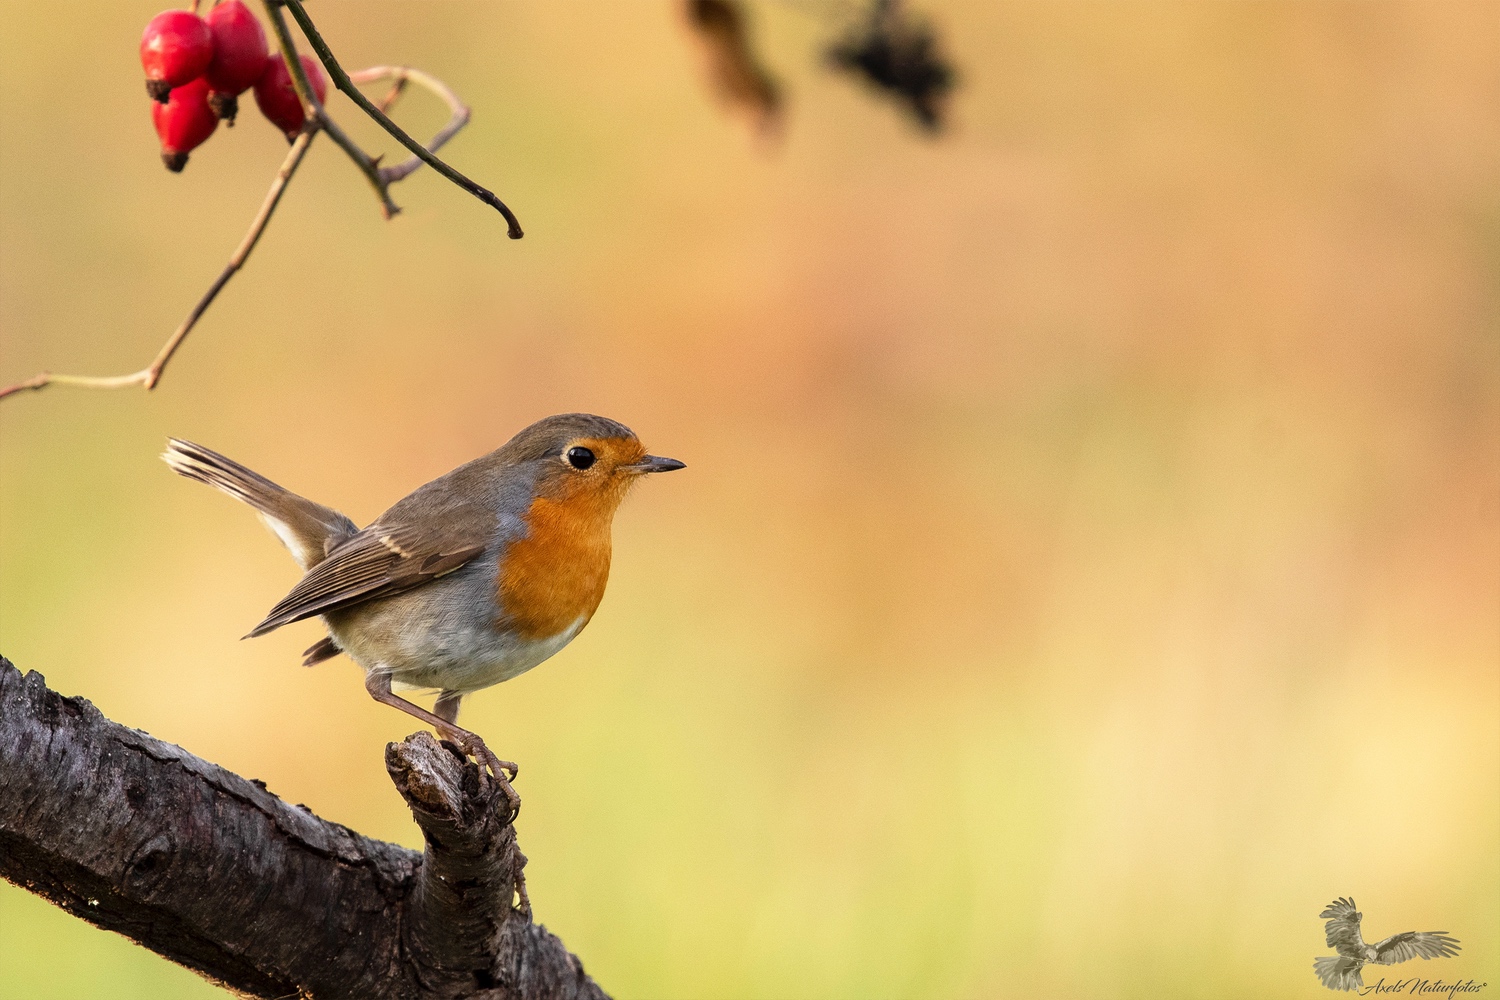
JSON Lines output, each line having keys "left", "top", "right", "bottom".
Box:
{"left": 2, "top": 2, "right": 1497, "bottom": 997}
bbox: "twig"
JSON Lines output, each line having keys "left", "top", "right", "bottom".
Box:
{"left": 350, "top": 66, "right": 472, "bottom": 185}
{"left": 375, "top": 74, "right": 408, "bottom": 115}
{"left": 4, "top": 6, "right": 518, "bottom": 403}
{"left": 280, "top": 0, "right": 524, "bottom": 239}
{"left": 0, "top": 129, "right": 317, "bottom": 402}
{"left": 261, "top": 0, "right": 399, "bottom": 219}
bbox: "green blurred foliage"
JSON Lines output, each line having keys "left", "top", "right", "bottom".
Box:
{"left": 2, "top": 2, "right": 1497, "bottom": 998}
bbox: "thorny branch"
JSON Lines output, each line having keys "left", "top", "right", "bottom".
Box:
{"left": 0, "top": 1, "right": 521, "bottom": 403}
{"left": 261, "top": 0, "right": 399, "bottom": 219}
{"left": 353, "top": 66, "right": 473, "bottom": 185}
{"left": 279, "top": 0, "right": 524, "bottom": 238}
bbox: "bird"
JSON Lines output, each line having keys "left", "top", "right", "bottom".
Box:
{"left": 1314, "top": 897, "right": 1461, "bottom": 991}
{"left": 163, "top": 413, "right": 684, "bottom": 816}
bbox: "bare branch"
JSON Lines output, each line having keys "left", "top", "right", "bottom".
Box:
{"left": 280, "top": 0, "right": 524, "bottom": 239}
{"left": 374, "top": 73, "right": 410, "bottom": 115}
{"left": 0, "top": 129, "right": 317, "bottom": 402}
{"left": 0, "top": 658, "right": 608, "bottom": 1000}
{"left": 261, "top": 0, "right": 399, "bottom": 219}
{"left": 351, "top": 66, "right": 472, "bottom": 185}
{"left": 4, "top": 8, "right": 513, "bottom": 403}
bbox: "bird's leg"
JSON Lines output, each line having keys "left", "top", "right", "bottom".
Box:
{"left": 433, "top": 689, "right": 462, "bottom": 726}
{"left": 431, "top": 692, "right": 520, "bottom": 788}
{"left": 431, "top": 687, "right": 523, "bottom": 801}
{"left": 364, "top": 672, "right": 520, "bottom": 820}
{"left": 362, "top": 673, "right": 516, "bottom": 778}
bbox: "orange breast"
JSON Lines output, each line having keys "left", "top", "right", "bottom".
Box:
{"left": 498, "top": 494, "right": 613, "bottom": 641}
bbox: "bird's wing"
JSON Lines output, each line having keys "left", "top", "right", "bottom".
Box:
{"left": 1313, "top": 955, "right": 1364, "bottom": 991}
{"left": 246, "top": 508, "right": 492, "bottom": 637}
{"left": 1320, "top": 898, "right": 1366, "bottom": 955}
{"left": 1372, "top": 931, "right": 1461, "bottom": 965}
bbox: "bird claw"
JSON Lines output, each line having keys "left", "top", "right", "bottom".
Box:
{"left": 433, "top": 731, "right": 527, "bottom": 912}
{"left": 440, "top": 730, "right": 521, "bottom": 823}
{"left": 494, "top": 774, "right": 521, "bottom": 825}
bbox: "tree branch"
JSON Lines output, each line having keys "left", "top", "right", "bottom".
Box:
{"left": 279, "top": 0, "right": 524, "bottom": 239}
{"left": 0, "top": 129, "right": 317, "bottom": 402}
{"left": 0, "top": 658, "right": 608, "bottom": 1000}
{"left": 2, "top": 6, "right": 521, "bottom": 403}
{"left": 351, "top": 66, "right": 473, "bottom": 186}
{"left": 261, "top": 0, "right": 400, "bottom": 219}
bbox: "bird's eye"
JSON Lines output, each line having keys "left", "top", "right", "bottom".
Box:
{"left": 566, "top": 446, "right": 596, "bottom": 470}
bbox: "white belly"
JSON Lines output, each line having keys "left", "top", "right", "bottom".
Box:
{"left": 328, "top": 607, "right": 588, "bottom": 694}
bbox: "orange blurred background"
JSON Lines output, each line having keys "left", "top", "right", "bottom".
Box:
{"left": 1, "top": 2, "right": 1497, "bottom": 997}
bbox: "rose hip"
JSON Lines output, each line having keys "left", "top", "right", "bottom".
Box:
{"left": 254, "top": 53, "right": 327, "bottom": 141}
{"left": 153, "top": 76, "right": 219, "bottom": 172}
{"left": 203, "top": 1, "right": 268, "bottom": 124}
{"left": 140, "top": 9, "right": 214, "bottom": 104}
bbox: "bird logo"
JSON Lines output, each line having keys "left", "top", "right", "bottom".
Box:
{"left": 1314, "top": 897, "right": 1461, "bottom": 991}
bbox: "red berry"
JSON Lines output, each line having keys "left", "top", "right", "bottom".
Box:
{"left": 141, "top": 9, "right": 213, "bottom": 104}
{"left": 152, "top": 76, "right": 219, "bottom": 172}
{"left": 203, "top": 1, "right": 268, "bottom": 124}
{"left": 254, "top": 53, "right": 327, "bottom": 141}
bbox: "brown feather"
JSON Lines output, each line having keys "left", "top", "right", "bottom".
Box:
{"left": 301, "top": 636, "right": 341, "bottom": 666}
{"left": 247, "top": 514, "right": 490, "bottom": 638}
{"left": 163, "top": 439, "right": 357, "bottom": 570}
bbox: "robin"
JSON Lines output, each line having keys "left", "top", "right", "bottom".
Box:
{"left": 163, "top": 413, "right": 684, "bottom": 815}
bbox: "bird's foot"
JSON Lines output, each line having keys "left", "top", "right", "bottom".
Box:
{"left": 439, "top": 728, "right": 520, "bottom": 822}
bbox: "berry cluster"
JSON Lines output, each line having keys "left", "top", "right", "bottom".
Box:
{"left": 141, "top": 2, "right": 328, "bottom": 172}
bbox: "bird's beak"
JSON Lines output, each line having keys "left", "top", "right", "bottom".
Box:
{"left": 621, "top": 455, "right": 686, "bottom": 475}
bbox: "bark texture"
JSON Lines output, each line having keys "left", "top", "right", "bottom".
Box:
{"left": 0, "top": 658, "right": 608, "bottom": 1000}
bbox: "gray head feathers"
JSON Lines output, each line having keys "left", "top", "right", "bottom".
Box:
{"left": 496, "top": 413, "right": 638, "bottom": 464}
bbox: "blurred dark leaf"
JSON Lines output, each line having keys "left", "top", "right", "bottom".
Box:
{"left": 826, "top": 0, "right": 955, "bottom": 132}
{"left": 684, "top": 0, "right": 783, "bottom": 136}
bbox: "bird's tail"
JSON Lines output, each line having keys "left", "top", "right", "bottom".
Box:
{"left": 163, "top": 439, "right": 357, "bottom": 571}
{"left": 1314, "top": 955, "right": 1363, "bottom": 991}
